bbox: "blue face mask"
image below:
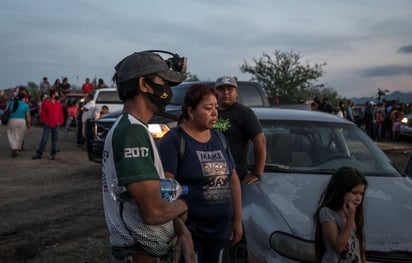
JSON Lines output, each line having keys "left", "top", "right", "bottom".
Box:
{"left": 144, "top": 79, "right": 173, "bottom": 113}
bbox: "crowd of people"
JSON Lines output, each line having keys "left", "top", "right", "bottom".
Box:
{"left": 0, "top": 76, "right": 110, "bottom": 158}
{"left": 310, "top": 96, "right": 409, "bottom": 142}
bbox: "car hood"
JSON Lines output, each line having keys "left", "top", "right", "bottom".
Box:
{"left": 257, "top": 173, "right": 412, "bottom": 251}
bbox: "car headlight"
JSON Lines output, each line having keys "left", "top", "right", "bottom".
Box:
{"left": 401, "top": 116, "right": 408, "bottom": 124}
{"left": 270, "top": 231, "right": 316, "bottom": 263}
{"left": 149, "top": 124, "right": 170, "bottom": 139}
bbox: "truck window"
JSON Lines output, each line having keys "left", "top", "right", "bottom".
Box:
{"left": 238, "top": 84, "right": 266, "bottom": 107}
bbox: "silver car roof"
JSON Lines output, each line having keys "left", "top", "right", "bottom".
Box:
{"left": 251, "top": 107, "right": 354, "bottom": 125}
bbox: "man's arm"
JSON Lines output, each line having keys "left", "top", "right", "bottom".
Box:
{"left": 126, "top": 179, "right": 187, "bottom": 225}
{"left": 241, "top": 132, "right": 266, "bottom": 184}
{"left": 173, "top": 216, "right": 195, "bottom": 263}
{"left": 252, "top": 132, "right": 266, "bottom": 176}
{"left": 230, "top": 169, "right": 243, "bottom": 244}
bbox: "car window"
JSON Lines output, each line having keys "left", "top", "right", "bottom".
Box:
{"left": 95, "top": 91, "right": 121, "bottom": 104}
{"left": 169, "top": 81, "right": 268, "bottom": 107}
{"left": 250, "top": 120, "right": 400, "bottom": 177}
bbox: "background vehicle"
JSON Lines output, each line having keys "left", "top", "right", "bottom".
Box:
{"left": 226, "top": 108, "right": 412, "bottom": 263}
{"left": 91, "top": 88, "right": 123, "bottom": 119}
{"left": 400, "top": 113, "right": 412, "bottom": 140}
{"left": 61, "top": 93, "right": 85, "bottom": 127}
{"left": 86, "top": 81, "right": 270, "bottom": 162}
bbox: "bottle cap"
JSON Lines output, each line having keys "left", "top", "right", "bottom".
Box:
{"left": 182, "top": 185, "right": 189, "bottom": 196}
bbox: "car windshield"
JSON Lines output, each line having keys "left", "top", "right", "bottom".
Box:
{"left": 248, "top": 120, "right": 401, "bottom": 177}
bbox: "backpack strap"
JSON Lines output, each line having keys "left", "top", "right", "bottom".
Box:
{"left": 173, "top": 126, "right": 185, "bottom": 160}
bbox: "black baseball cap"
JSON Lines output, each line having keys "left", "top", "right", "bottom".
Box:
{"left": 114, "top": 51, "right": 186, "bottom": 86}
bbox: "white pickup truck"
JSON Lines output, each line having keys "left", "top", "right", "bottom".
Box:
{"left": 92, "top": 88, "right": 123, "bottom": 119}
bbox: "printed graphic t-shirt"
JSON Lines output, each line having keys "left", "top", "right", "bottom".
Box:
{"left": 319, "top": 207, "right": 361, "bottom": 263}
{"left": 158, "top": 128, "right": 236, "bottom": 239}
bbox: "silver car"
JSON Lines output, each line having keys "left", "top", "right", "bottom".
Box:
{"left": 400, "top": 113, "right": 412, "bottom": 139}
{"left": 227, "top": 107, "right": 412, "bottom": 262}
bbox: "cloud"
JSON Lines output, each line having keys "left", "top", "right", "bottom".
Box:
{"left": 397, "top": 45, "right": 412, "bottom": 54}
{"left": 361, "top": 65, "right": 412, "bottom": 77}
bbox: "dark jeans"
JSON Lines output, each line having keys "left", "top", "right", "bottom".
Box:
{"left": 36, "top": 125, "right": 59, "bottom": 157}
{"left": 191, "top": 234, "right": 225, "bottom": 263}
{"left": 77, "top": 119, "right": 84, "bottom": 145}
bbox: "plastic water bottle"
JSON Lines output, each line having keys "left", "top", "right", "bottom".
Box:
{"left": 161, "top": 178, "right": 189, "bottom": 202}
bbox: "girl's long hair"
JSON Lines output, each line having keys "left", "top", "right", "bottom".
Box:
{"left": 313, "top": 167, "right": 368, "bottom": 262}
{"left": 12, "top": 93, "right": 25, "bottom": 113}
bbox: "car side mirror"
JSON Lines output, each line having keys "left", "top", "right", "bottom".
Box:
{"left": 405, "top": 150, "right": 412, "bottom": 177}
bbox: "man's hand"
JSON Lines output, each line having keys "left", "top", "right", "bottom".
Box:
{"left": 240, "top": 173, "right": 260, "bottom": 185}
{"left": 173, "top": 217, "right": 195, "bottom": 263}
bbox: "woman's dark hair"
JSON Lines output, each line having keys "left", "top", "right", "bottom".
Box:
{"left": 49, "top": 89, "right": 57, "bottom": 97}
{"left": 12, "top": 93, "right": 25, "bottom": 112}
{"left": 313, "top": 167, "right": 368, "bottom": 262}
{"left": 179, "top": 84, "right": 218, "bottom": 123}
{"left": 113, "top": 74, "right": 156, "bottom": 101}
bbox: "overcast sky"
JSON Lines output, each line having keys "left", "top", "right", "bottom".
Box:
{"left": 1, "top": 0, "right": 411, "bottom": 98}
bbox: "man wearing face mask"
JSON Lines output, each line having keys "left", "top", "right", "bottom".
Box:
{"left": 32, "top": 90, "right": 64, "bottom": 160}
{"left": 102, "top": 51, "right": 195, "bottom": 263}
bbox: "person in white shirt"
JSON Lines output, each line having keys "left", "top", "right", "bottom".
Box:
{"left": 80, "top": 93, "right": 95, "bottom": 140}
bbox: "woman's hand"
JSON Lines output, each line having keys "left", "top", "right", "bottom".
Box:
{"left": 230, "top": 219, "right": 243, "bottom": 245}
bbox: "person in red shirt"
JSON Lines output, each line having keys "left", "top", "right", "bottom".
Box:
{"left": 81, "top": 78, "right": 94, "bottom": 94}
{"left": 64, "top": 100, "right": 79, "bottom": 133}
{"left": 32, "top": 90, "right": 64, "bottom": 160}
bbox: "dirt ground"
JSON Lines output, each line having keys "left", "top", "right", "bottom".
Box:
{"left": 1, "top": 124, "right": 411, "bottom": 263}
{"left": 0, "top": 124, "right": 108, "bottom": 263}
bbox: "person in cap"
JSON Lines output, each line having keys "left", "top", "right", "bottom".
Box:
{"left": 102, "top": 51, "right": 194, "bottom": 263}
{"left": 214, "top": 76, "right": 266, "bottom": 184}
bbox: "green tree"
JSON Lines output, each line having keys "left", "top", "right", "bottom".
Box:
{"left": 27, "top": 82, "right": 40, "bottom": 101}
{"left": 185, "top": 72, "right": 199, "bottom": 82}
{"left": 240, "top": 50, "right": 327, "bottom": 104}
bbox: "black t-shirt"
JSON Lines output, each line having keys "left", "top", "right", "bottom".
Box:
{"left": 60, "top": 83, "right": 71, "bottom": 95}
{"left": 216, "top": 103, "right": 262, "bottom": 179}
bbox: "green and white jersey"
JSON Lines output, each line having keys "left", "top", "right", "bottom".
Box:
{"left": 102, "top": 113, "right": 174, "bottom": 257}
